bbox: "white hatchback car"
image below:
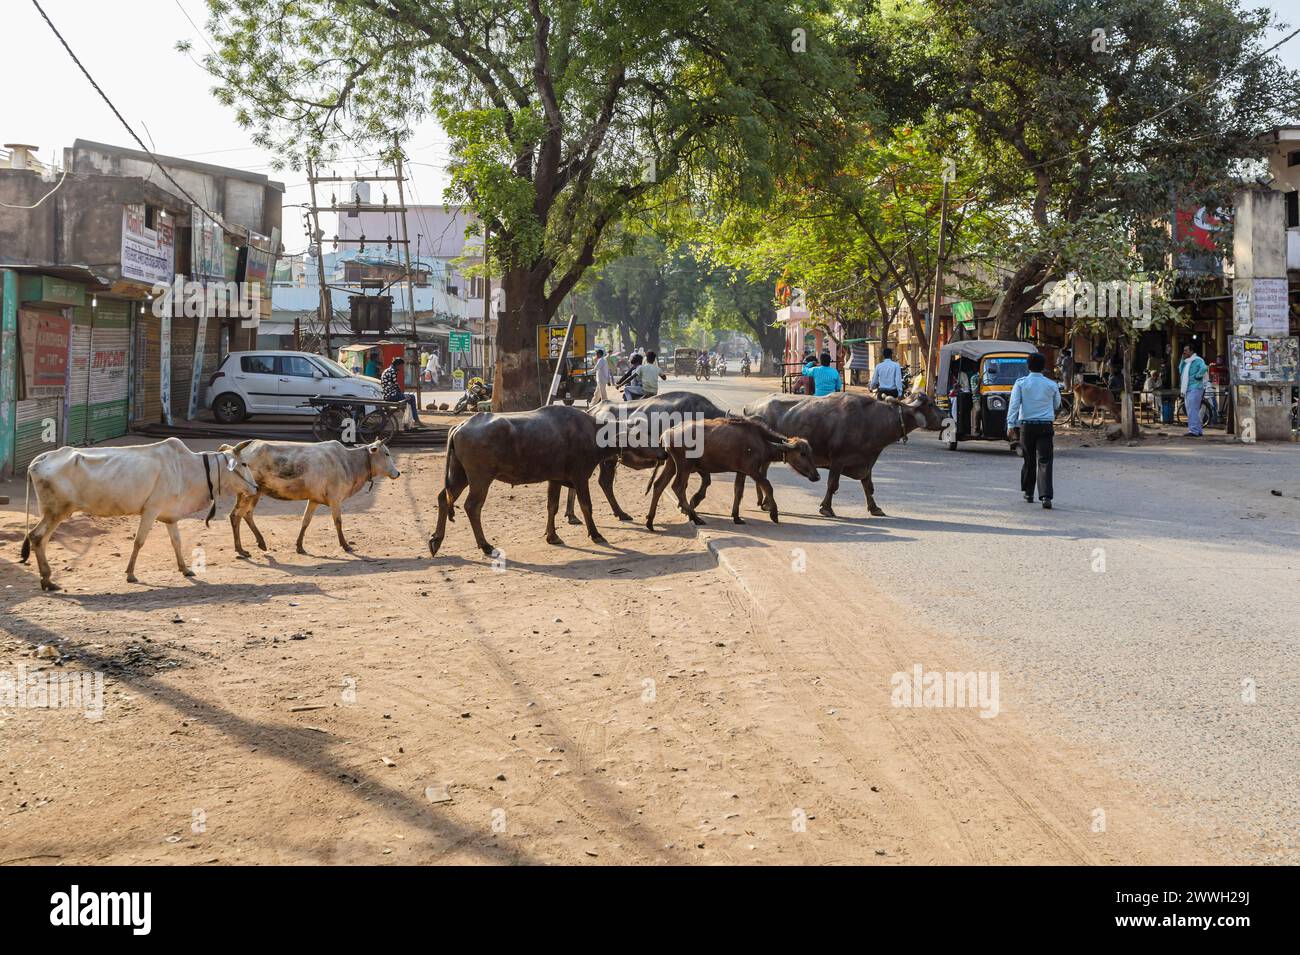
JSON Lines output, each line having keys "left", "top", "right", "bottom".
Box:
{"left": 206, "top": 350, "right": 384, "bottom": 423}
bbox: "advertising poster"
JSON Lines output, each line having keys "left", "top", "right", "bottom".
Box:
{"left": 191, "top": 207, "right": 226, "bottom": 282}
{"left": 121, "top": 205, "right": 175, "bottom": 286}
{"left": 18, "top": 309, "right": 72, "bottom": 397}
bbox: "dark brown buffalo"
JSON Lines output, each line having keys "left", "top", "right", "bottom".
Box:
{"left": 563, "top": 392, "right": 727, "bottom": 524}
{"left": 744, "top": 391, "right": 949, "bottom": 517}
{"left": 645, "top": 416, "right": 820, "bottom": 530}
{"left": 429, "top": 405, "right": 617, "bottom": 557}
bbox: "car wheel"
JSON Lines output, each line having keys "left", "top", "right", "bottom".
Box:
{"left": 212, "top": 393, "right": 247, "bottom": 424}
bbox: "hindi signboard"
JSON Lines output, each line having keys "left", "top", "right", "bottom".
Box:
{"left": 121, "top": 205, "right": 175, "bottom": 286}
{"left": 191, "top": 207, "right": 226, "bottom": 282}
{"left": 449, "top": 330, "right": 472, "bottom": 353}
{"left": 1229, "top": 336, "right": 1300, "bottom": 385}
{"left": 18, "top": 309, "right": 71, "bottom": 397}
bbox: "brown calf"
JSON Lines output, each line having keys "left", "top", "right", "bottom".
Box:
{"left": 645, "top": 416, "right": 820, "bottom": 530}
{"left": 1069, "top": 379, "right": 1120, "bottom": 426}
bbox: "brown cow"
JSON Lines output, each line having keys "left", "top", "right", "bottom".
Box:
{"left": 1068, "top": 378, "right": 1119, "bottom": 426}
{"left": 644, "top": 416, "right": 820, "bottom": 530}
{"left": 429, "top": 404, "right": 618, "bottom": 557}
{"left": 744, "top": 391, "right": 949, "bottom": 517}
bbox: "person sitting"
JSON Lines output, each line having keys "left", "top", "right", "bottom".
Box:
{"left": 380, "top": 357, "right": 425, "bottom": 429}
{"left": 808, "top": 352, "right": 842, "bottom": 396}
{"left": 616, "top": 354, "right": 646, "bottom": 400}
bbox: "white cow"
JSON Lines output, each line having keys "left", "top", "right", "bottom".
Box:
{"left": 219, "top": 439, "right": 400, "bottom": 557}
{"left": 20, "top": 437, "right": 259, "bottom": 591}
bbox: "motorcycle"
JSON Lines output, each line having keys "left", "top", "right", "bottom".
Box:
{"left": 741, "top": 356, "right": 751, "bottom": 377}
{"left": 715, "top": 356, "right": 726, "bottom": 377}
{"left": 453, "top": 376, "right": 492, "bottom": 414}
{"left": 899, "top": 364, "right": 913, "bottom": 396}
{"left": 695, "top": 359, "right": 711, "bottom": 382}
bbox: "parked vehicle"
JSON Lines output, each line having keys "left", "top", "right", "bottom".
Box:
{"left": 454, "top": 376, "right": 493, "bottom": 414}
{"left": 206, "top": 350, "right": 383, "bottom": 424}
{"left": 937, "top": 340, "right": 1040, "bottom": 452}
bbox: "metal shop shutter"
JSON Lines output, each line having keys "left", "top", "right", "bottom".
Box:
{"left": 133, "top": 311, "right": 162, "bottom": 425}
{"left": 68, "top": 301, "right": 131, "bottom": 444}
{"left": 14, "top": 397, "right": 63, "bottom": 472}
{"left": 170, "top": 317, "right": 197, "bottom": 422}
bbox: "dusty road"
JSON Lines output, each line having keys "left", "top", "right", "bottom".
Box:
{"left": 0, "top": 379, "right": 1292, "bottom": 864}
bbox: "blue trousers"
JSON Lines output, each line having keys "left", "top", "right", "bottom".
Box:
{"left": 1185, "top": 388, "right": 1204, "bottom": 435}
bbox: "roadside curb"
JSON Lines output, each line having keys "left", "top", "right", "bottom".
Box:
{"left": 704, "top": 534, "right": 760, "bottom": 607}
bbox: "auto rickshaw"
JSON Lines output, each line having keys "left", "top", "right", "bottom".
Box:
{"left": 673, "top": 347, "right": 700, "bottom": 375}
{"left": 937, "top": 340, "right": 1040, "bottom": 451}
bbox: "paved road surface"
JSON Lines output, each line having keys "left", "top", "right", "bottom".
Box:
{"left": 665, "top": 373, "right": 1299, "bottom": 862}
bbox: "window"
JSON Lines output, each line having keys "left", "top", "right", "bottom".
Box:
{"left": 241, "top": 355, "right": 275, "bottom": 374}
{"left": 1287, "top": 150, "right": 1300, "bottom": 168}
{"left": 1287, "top": 190, "right": 1299, "bottom": 229}
{"left": 278, "top": 356, "right": 318, "bottom": 378}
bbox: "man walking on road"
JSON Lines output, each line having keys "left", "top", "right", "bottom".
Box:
{"left": 593, "top": 347, "right": 613, "bottom": 402}
{"left": 1179, "top": 344, "right": 1208, "bottom": 437}
{"left": 871, "top": 348, "right": 903, "bottom": 398}
{"left": 1007, "top": 352, "right": 1061, "bottom": 509}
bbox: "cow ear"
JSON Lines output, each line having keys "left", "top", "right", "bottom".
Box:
{"left": 225, "top": 454, "right": 237, "bottom": 472}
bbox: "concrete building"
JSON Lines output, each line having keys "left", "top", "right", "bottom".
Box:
{"left": 0, "top": 140, "right": 284, "bottom": 477}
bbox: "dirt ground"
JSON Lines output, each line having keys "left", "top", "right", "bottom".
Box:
{"left": 0, "top": 444, "right": 1241, "bottom": 865}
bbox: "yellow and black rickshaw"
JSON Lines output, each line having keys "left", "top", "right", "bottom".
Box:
{"left": 937, "top": 340, "right": 1040, "bottom": 451}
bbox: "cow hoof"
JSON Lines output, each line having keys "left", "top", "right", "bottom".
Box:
{"left": 770, "top": 512, "right": 780, "bottom": 524}
{"left": 616, "top": 512, "right": 633, "bottom": 522}
{"left": 869, "top": 508, "right": 887, "bottom": 517}
{"left": 256, "top": 542, "right": 268, "bottom": 551}
{"left": 126, "top": 574, "right": 138, "bottom": 584}
{"left": 428, "top": 537, "right": 442, "bottom": 557}
{"left": 733, "top": 516, "right": 746, "bottom": 525}
{"left": 40, "top": 580, "right": 60, "bottom": 592}
{"left": 566, "top": 515, "right": 582, "bottom": 526}
{"left": 759, "top": 500, "right": 772, "bottom": 512}
{"left": 183, "top": 569, "right": 196, "bottom": 578}
{"left": 295, "top": 545, "right": 308, "bottom": 555}
{"left": 645, "top": 521, "right": 656, "bottom": 532}
{"left": 479, "top": 545, "right": 497, "bottom": 558}
{"left": 546, "top": 533, "right": 563, "bottom": 545}
{"left": 690, "top": 515, "right": 706, "bottom": 526}
{"left": 342, "top": 544, "right": 354, "bottom": 553}
{"left": 235, "top": 551, "right": 251, "bottom": 560}
{"left": 819, "top": 507, "right": 836, "bottom": 518}
{"left": 590, "top": 534, "right": 608, "bottom": 546}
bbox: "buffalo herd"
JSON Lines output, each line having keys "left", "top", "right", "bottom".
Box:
{"left": 17, "top": 389, "right": 948, "bottom": 587}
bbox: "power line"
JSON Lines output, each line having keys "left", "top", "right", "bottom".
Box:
{"left": 30, "top": 0, "right": 220, "bottom": 222}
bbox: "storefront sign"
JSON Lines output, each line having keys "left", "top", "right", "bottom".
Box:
{"left": 160, "top": 312, "right": 173, "bottom": 426}
{"left": 19, "top": 275, "right": 85, "bottom": 307}
{"left": 952, "top": 300, "right": 975, "bottom": 329}
{"left": 18, "top": 309, "right": 71, "bottom": 397}
{"left": 122, "top": 205, "right": 175, "bottom": 286}
{"left": 449, "top": 330, "right": 472, "bottom": 353}
{"left": 191, "top": 208, "right": 226, "bottom": 282}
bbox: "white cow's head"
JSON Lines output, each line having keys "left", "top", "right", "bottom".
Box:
{"left": 368, "top": 440, "right": 400, "bottom": 480}
{"left": 224, "top": 440, "right": 260, "bottom": 495}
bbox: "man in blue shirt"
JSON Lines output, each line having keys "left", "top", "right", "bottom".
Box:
{"left": 808, "top": 352, "right": 842, "bottom": 396}
{"left": 870, "top": 348, "right": 903, "bottom": 397}
{"left": 1007, "top": 352, "right": 1061, "bottom": 509}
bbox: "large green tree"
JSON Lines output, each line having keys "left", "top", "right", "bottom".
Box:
{"left": 912, "top": 0, "right": 1299, "bottom": 338}
{"left": 200, "top": 0, "right": 855, "bottom": 408}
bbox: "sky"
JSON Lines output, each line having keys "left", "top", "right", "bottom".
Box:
{"left": 7, "top": 0, "right": 1300, "bottom": 258}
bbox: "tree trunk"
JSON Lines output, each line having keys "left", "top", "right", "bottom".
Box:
{"left": 493, "top": 267, "right": 549, "bottom": 411}
{"left": 1121, "top": 336, "right": 1138, "bottom": 439}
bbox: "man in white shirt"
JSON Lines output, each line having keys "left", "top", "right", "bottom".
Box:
{"left": 870, "top": 348, "right": 903, "bottom": 397}
{"left": 641, "top": 350, "right": 669, "bottom": 396}
{"left": 593, "top": 347, "right": 613, "bottom": 402}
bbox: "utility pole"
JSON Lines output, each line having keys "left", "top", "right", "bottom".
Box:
{"left": 926, "top": 176, "right": 950, "bottom": 396}
{"left": 483, "top": 221, "right": 492, "bottom": 385}
{"left": 306, "top": 157, "right": 332, "bottom": 357}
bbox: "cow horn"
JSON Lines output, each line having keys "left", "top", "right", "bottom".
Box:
{"left": 231, "top": 439, "right": 253, "bottom": 455}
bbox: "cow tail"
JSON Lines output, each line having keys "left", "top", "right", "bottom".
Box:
{"left": 19, "top": 469, "right": 33, "bottom": 563}
{"left": 644, "top": 459, "right": 662, "bottom": 496}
